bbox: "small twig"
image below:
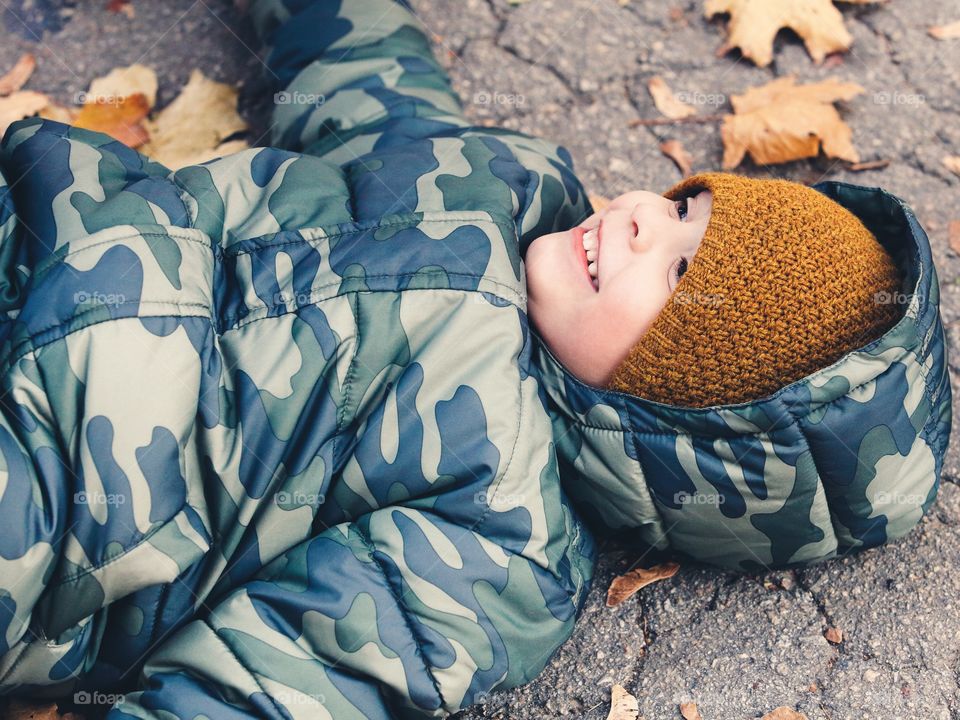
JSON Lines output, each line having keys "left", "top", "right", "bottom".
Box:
{"left": 847, "top": 159, "right": 891, "bottom": 172}
{"left": 628, "top": 114, "right": 726, "bottom": 127}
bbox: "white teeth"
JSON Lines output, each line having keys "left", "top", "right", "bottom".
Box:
{"left": 586, "top": 248, "right": 597, "bottom": 261}
{"left": 582, "top": 227, "right": 598, "bottom": 249}
{"left": 587, "top": 260, "right": 597, "bottom": 276}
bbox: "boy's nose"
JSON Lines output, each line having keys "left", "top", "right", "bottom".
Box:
{"left": 627, "top": 204, "right": 655, "bottom": 255}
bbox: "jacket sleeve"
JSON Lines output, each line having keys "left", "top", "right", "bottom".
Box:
{"left": 247, "top": 0, "right": 469, "bottom": 163}
{"left": 105, "top": 423, "right": 596, "bottom": 719}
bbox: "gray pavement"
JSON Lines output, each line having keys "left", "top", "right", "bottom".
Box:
{"left": 1, "top": 1, "right": 958, "bottom": 718}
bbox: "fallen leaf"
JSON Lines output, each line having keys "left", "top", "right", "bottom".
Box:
{"left": 761, "top": 708, "right": 809, "bottom": 720}
{"left": 606, "top": 561, "right": 680, "bottom": 607}
{"left": 648, "top": 76, "right": 696, "bottom": 119}
{"left": 680, "top": 701, "right": 703, "bottom": 720}
{"left": 87, "top": 63, "right": 157, "bottom": 107}
{"left": 38, "top": 102, "right": 77, "bottom": 124}
{"left": 4, "top": 699, "right": 84, "bottom": 720}
{"left": 824, "top": 626, "right": 843, "bottom": 644}
{"left": 0, "top": 53, "right": 36, "bottom": 95}
{"left": 929, "top": 21, "right": 960, "bottom": 39}
{"left": 106, "top": 0, "right": 134, "bottom": 17}
{"left": 945, "top": 156, "right": 960, "bottom": 177}
{"left": 141, "top": 69, "right": 248, "bottom": 169}
{"left": 0, "top": 91, "right": 51, "bottom": 137}
{"left": 948, "top": 220, "right": 960, "bottom": 255}
{"left": 605, "top": 684, "right": 639, "bottom": 720}
{"left": 660, "top": 139, "right": 694, "bottom": 177}
{"left": 72, "top": 93, "right": 151, "bottom": 147}
{"left": 721, "top": 75, "right": 863, "bottom": 168}
{"left": 705, "top": 0, "right": 883, "bottom": 67}
{"left": 589, "top": 195, "right": 612, "bottom": 213}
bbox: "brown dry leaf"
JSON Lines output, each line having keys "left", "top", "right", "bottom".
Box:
{"left": 824, "top": 626, "right": 843, "bottom": 644}
{"left": 589, "top": 195, "right": 612, "bottom": 213}
{"left": 945, "top": 156, "right": 960, "bottom": 177}
{"left": 761, "top": 708, "right": 809, "bottom": 720}
{"left": 605, "top": 684, "right": 639, "bottom": 720}
{"left": 606, "top": 561, "right": 680, "bottom": 607}
{"left": 141, "top": 69, "right": 248, "bottom": 169}
{"left": 705, "top": 0, "right": 883, "bottom": 67}
{"left": 0, "top": 53, "right": 37, "bottom": 95}
{"left": 948, "top": 220, "right": 960, "bottom": 255}
{"left": 660, "top": 139, "right": 694, "bottom": 177}
{"left": 0, "top": 91, "right": 51, "bottom": 137}
{"left": 648, "top": 76, "right": 696, "bottom": 120}
{"left": 73, "top": 93, "right": 151, "bottom": 148}
{"left": 680, "top": 701, "right": 703, "bottom": 720}
{"left": 721, "top": 75, "right": 863, "bottom": 168}
{"left": 87, "top": 63, "right": 157, "bottom": 108}
{"left": 929, "top": 21, "right": 960, "bottom": 39}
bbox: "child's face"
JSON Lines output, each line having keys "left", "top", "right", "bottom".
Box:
{"left": 526, "top": 189, "right": 713, "bottom": 387}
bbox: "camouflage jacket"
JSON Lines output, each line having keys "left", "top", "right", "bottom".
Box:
{"left": 0, "top": 0, "right": 950, "bottom": 718}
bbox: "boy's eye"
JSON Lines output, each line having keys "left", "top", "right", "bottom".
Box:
{"left": 676, "top": 198, "right": 689, "bottom": 221}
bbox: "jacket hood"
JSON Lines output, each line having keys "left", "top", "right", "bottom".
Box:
{"left": 531, "top": 180, "right": 952, "bottom": 571}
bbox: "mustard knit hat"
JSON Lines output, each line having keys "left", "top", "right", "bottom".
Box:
{"left": 606, "top": 173, "right": 903, "bottom": 408}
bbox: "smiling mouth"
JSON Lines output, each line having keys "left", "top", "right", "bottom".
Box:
{"left": 572, "top": 226, "right": 598, "bottom": 292}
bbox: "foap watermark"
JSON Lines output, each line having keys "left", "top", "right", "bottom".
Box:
{"left": 274, "top": 290, "right": 315, "bottom": 305}
{"left": 675, "top": 90, "right": 726, "bottom": 108}
{"left": 671, "top": 290, "right": 725, "bottom": 307}
{"left": 74, "top": 691, "right": 126, "bottom": 706}
{"left": 74, "top": 290, "right": 126, "bottom": 307}
{"left": 872, "top": 90, "right": 925, "bottom": 106}
{"left": 73, "top": 91, "right": 135, "bottom": 107}
{"left": 272, "top": 690, "right": 326, "bottom": 706}
{"left": 674, "top": 491, "right": 725, "bottom": 507}
{"left": 875, "top": 490, "right": 926, "bottom": 506}
{"left": 473, "top": 90, "right": 525, "bottom": 107}
{"left": 475, "top": 489, "right": 525, "bottom": 510}
{"left": 874, "top": 290, "right": 910, "bottom": 305}
{"left": 74, "top": 490, "right": 127, "bottom": 507}
{"left": 274, "top": 90, "right": 326, "bottom": 107}
{"left": 275, "top": 490, "right": 326, "bottom": 507}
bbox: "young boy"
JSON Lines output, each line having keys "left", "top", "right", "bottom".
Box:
{"left": 0, "top": 0, "right": 949, "bottom": 718}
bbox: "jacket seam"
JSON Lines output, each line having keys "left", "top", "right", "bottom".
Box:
{"left": 335, "top": 292, "right": 363, "bottom": 449}
{"left": 32, "top": 230, "right": 213, "bottom": 277}
{"left": 2, "top": 303, "right": 213, "bottom": 373}
{"left": 354, "top": 523, "right": 447, "bottom": 712}
{"left": 49, "top": 502, "right": 196, "bottom": 585}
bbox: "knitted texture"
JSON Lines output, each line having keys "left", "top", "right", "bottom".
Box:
{"left": 606, "top": 173, "right": 904, "bottom": 407}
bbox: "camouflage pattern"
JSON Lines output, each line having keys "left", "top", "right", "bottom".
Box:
{"left": 0, "top": 0, "right": 949, "bottom": 718}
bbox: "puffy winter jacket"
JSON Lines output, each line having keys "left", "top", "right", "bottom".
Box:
{"left": 0, "top": 0, "right": 950, "bottom": 717}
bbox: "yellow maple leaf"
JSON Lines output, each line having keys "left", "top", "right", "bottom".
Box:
{"left": 706, "top": 0, "right": 883, "bottom": 67}
{"left": 720, "top": 75, "right": 863, "bottom": 168}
